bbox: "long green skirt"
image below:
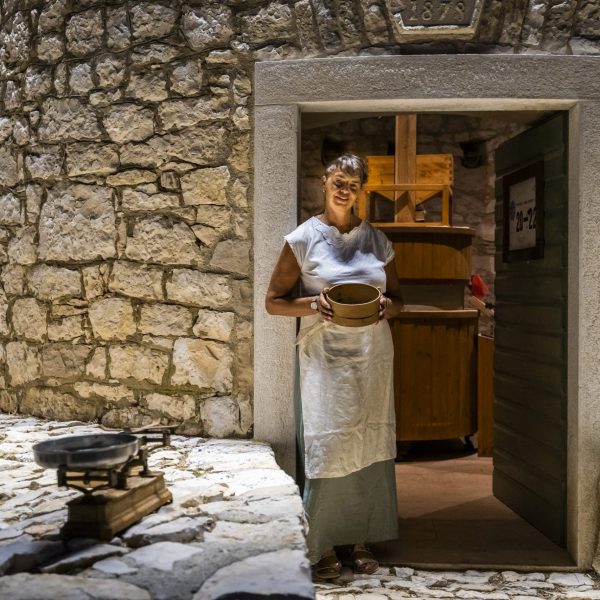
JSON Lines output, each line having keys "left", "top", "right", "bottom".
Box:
{"left": 294, "top": 351, "right": 399, "bottom": 564}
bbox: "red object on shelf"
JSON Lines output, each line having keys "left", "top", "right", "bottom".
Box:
{"left": 470, "top": 274, "right": 489, "bottom": 300}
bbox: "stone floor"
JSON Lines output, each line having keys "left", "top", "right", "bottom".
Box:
{"left": 0, "top": 413, "right": 313, "bottom": 599}
{"left": 314, "top": 567, "right": 600, "bottom": 599}
{"left": 1, "top": 413, "right": 599, "bottom": 600}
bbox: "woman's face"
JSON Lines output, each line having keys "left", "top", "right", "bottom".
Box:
{"left": 322, "top": 170, "right": 362, "bottom": 212}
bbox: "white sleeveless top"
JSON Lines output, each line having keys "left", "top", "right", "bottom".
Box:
{"left": 284, "top": 217, "right": 397, "bottom": 479}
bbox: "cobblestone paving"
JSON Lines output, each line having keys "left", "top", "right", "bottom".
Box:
{"left": 2, "top": 413, "right": 600, "bottom": 599}
{"left": 0, "top": 413, "right": 312, "bottom": 599}
{"left": 313, "top": 563, "right": 600, "bottom": 599}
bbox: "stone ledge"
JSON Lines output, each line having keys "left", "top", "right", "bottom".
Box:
{"left": 0, "top": 414, "right": 314, "bottom": 600}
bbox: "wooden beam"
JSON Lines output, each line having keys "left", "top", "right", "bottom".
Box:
{"left": 394, "top": 114, "right": 417, "bottom": 222}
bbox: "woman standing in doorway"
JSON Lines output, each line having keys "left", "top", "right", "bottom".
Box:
{"left": 265, "top": 154, "right": 404, "bottom": 579}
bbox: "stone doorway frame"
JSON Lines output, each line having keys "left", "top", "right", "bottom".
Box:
{"left": 253, "top": 55, "right": 600, "bottom": 568}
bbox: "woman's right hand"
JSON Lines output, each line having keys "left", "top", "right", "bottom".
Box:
{"left": 317, "top": 288, "right": 333, "bottom": 320}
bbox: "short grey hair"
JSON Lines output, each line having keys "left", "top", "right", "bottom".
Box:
{"left": 324, "top": 154, "right": 368, "bottom": 185}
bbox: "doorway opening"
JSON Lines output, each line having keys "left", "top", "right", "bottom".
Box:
{"left": 299, "top": 109, "right": 574, "bottom": 568}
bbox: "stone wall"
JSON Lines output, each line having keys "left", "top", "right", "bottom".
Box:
{"left": 0, "top": 1, "right": 596, "bottom": 434}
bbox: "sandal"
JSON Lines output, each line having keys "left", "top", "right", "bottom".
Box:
{"left": 351, "top": 546, "right": 379, "bottom": 574}
{"left": 312, "top": 551, "right": 342, "bottom": 580}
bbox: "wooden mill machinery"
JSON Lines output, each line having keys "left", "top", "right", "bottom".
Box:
{"left": 360, "top": 115, "right": 480, "bottom": 449}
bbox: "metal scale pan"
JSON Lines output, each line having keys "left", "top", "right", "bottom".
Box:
{"left": 33, "top": 433, "right": 140, "bottom": 470}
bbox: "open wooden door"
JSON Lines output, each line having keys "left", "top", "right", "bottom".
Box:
{"left": 493, "top": 113, "right": 568, "bottom": 546}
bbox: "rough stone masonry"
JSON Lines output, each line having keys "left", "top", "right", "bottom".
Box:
{"left": 0, "top": 1, "right": 599, "bottom": 434}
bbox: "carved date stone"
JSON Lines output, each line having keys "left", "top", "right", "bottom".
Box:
{"left": 388, "top": 0, "right": 483, "bottom": 39}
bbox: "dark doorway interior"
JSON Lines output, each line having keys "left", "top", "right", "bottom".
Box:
{"left": 373, "top": 450, "right": 574, "bottom": 568}
{"left": 299, "top": 110, "right": 573, "bottom": 568}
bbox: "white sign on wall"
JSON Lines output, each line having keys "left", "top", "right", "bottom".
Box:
{"left": 502, "top": 161, "right": 544, "bottom": 263}
{"left": 508, "top": 176, "right": 537, "bottom": 251}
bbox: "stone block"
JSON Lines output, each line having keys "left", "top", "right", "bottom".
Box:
{"left": 73, "top": 382, "right": 135, "bottom": 407}
{"left": 8, "top": 227, "right": 37, "bottom": 266}
{"left": 1, "top": 264, "right": 26, "bottom": 296}
{"left": 40, "top": 544, "right": 129, "bottom": 575}
{"left": 0, "top": 390, "right": 18, "bottom": 413}
{"left": 82, "top": 265, "right": 107, "bottom": 300}
{"left": 142, "top": 392, "right": 196, "bottom": 421}
{"left": 0, "top": 193, "right": 22, "bottom": 225}
{"left": 95, "top": 54, "right": 126, "bottom": 88}
{"left": 121, "top": 189, "right": 180, "bottom": 212}
{"left": 89, "top": 297, "right": 136, "bottom": 341}
{"left": 6, "top": 342, "right": 40, "bottom": 386}
{"left": 124, "top": 217, "right": 203, "bottom": 266}
{"left": 69, "top": 62, "right": 94, "bottom": 94}
{"left": 0, "top": 117, "right": 13, "bottom": 143}
{"left": 181, "top": 167, "right": 230, "bottom": 206}
{"left": 294, "top": 0, "right": 321, "bottom": 52}
{"left": 39, "top": 184, "right": 116, "bottom": 262}
{"left": 25, "top": 185, "right": 43, "bottom": 224}
{"left": 109, "top": 345, "right": 169, "bottom": 384}
{"left": 106, "top": 5, "right": 131, "bottom": 50}
{"left": 200, "top": 396, "right": 240, "bottom": 437}
{"left": 23, "top": 66, "right": 53, "bottom": 100}
{"left": 191, "top": 225, "right": 220, "bottom": 247}
{"left": 48, "top": 315, "right": 84, "bottom": 341}
{"left": 39, "top": 97, "right": 101, "bottom": 142}
{"left": 36, "top": 34, "right": 64, "bottom": 62}
{"left": 158, "top": 97, "right": 229, "bottom": 131}
{"left": 38, "top": 0, "right": 69, "bottom": 34}
{"left": 146, "top": 123, "right": 229, "bottom": 166}
{"left": 86, "top": 347, "right": 107, "bottom": 378}
{"left": 25, "top": 145, "right": 63, "bottom": 179}
{"left": 107, "top": 170, "right": 157, "bottom": 186}
{"left": 65, "top": 9, "right": 103, "bottom": 56}
{"left": 0, "top": 291, "right": 9, "bottom": 336}
{"left": 139, "top": 304, "right": 194, "bottom": 336}
{"left": 193, "top": 310, "right": 234, "bottom": 342}
{"left": 130, "top": 3, "right": 178, "bottom": 41}
{"left": 101, "top": 407, "right": 156, "bottom": 429}
{"left": 195, "top": 549, "right": 313, "bottom": 599}
{"left": 130, "top": 43, "right": 179, "bottom": 66}
{"left": 126, "top": 71, "right": 168, "bottom": 102}
{"left": 108, "top": 261, "right": 164, "bottom": 301}
{"left": 12, "top": 298, "right": 47, "bottom": 342}
{"left": 0, "top": 148, "right": 19, "bottom": 187}
{"left": 240, "top": 2, "right": 295, "bottom": 44}
{"left": 66, "top": 143, "right": 119, "bottom": 176}
{"left": 209, "top": 240, "right": 251, "bottom": 276}
{"left": 171, "top": 338, "right": 233, "bottom": 393}
{"left": 41, "top": 343, "right": 91, "bottom": 378}
{"left": 0, "top": 573, "right": 150, "bottom": 599}
{"left": 103, "top": 104, "right": 155, "bottom": 144}
{"left": 182, "top": 6, "right": 234, "bottom": 50}
{"left": 28, "top": 265, "right": 81, "bottom": 301}
{"left": 234, "top": 338, "right": 253, "bottom": 396}
{"left": 166, "top": 269, "right": 232, "bottom": 308}
{"left": 169, "top": 59, "right": 203, "bottom": 96}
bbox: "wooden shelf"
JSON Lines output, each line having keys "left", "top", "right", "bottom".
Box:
{"left": 395, "top": 308, "right": 479, "bottom": 320}
{"left": 374, "top": 224, "right": 475, "bottom": 236}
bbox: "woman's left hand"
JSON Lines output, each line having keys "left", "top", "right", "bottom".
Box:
{"left": 379, "top": 295, "right": 392, "bottom": 320}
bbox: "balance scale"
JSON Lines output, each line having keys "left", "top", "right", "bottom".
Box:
{"left": 33, "top": 428, "right": 173, "bottom": 541}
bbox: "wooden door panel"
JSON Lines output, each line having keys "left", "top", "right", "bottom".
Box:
{"left": 493, "top": 112, "right": 568, "bottom": 546}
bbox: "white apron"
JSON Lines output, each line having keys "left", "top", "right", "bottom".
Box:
{"left": 297, "top": 315, "right": 396, "bottom": 479}
{"left": 285, "top": 217, "right": 397, "bottom": 479}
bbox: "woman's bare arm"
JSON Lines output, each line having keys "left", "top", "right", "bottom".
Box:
{"left": 265, "top": 242, "right": 327, "bottom": 317}
{"left": 379, "top": 260, "right": 404, "bottom": 320}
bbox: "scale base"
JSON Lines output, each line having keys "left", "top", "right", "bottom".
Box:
{"left": 60, "top": 471, "right": 172, "bottom": 541}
